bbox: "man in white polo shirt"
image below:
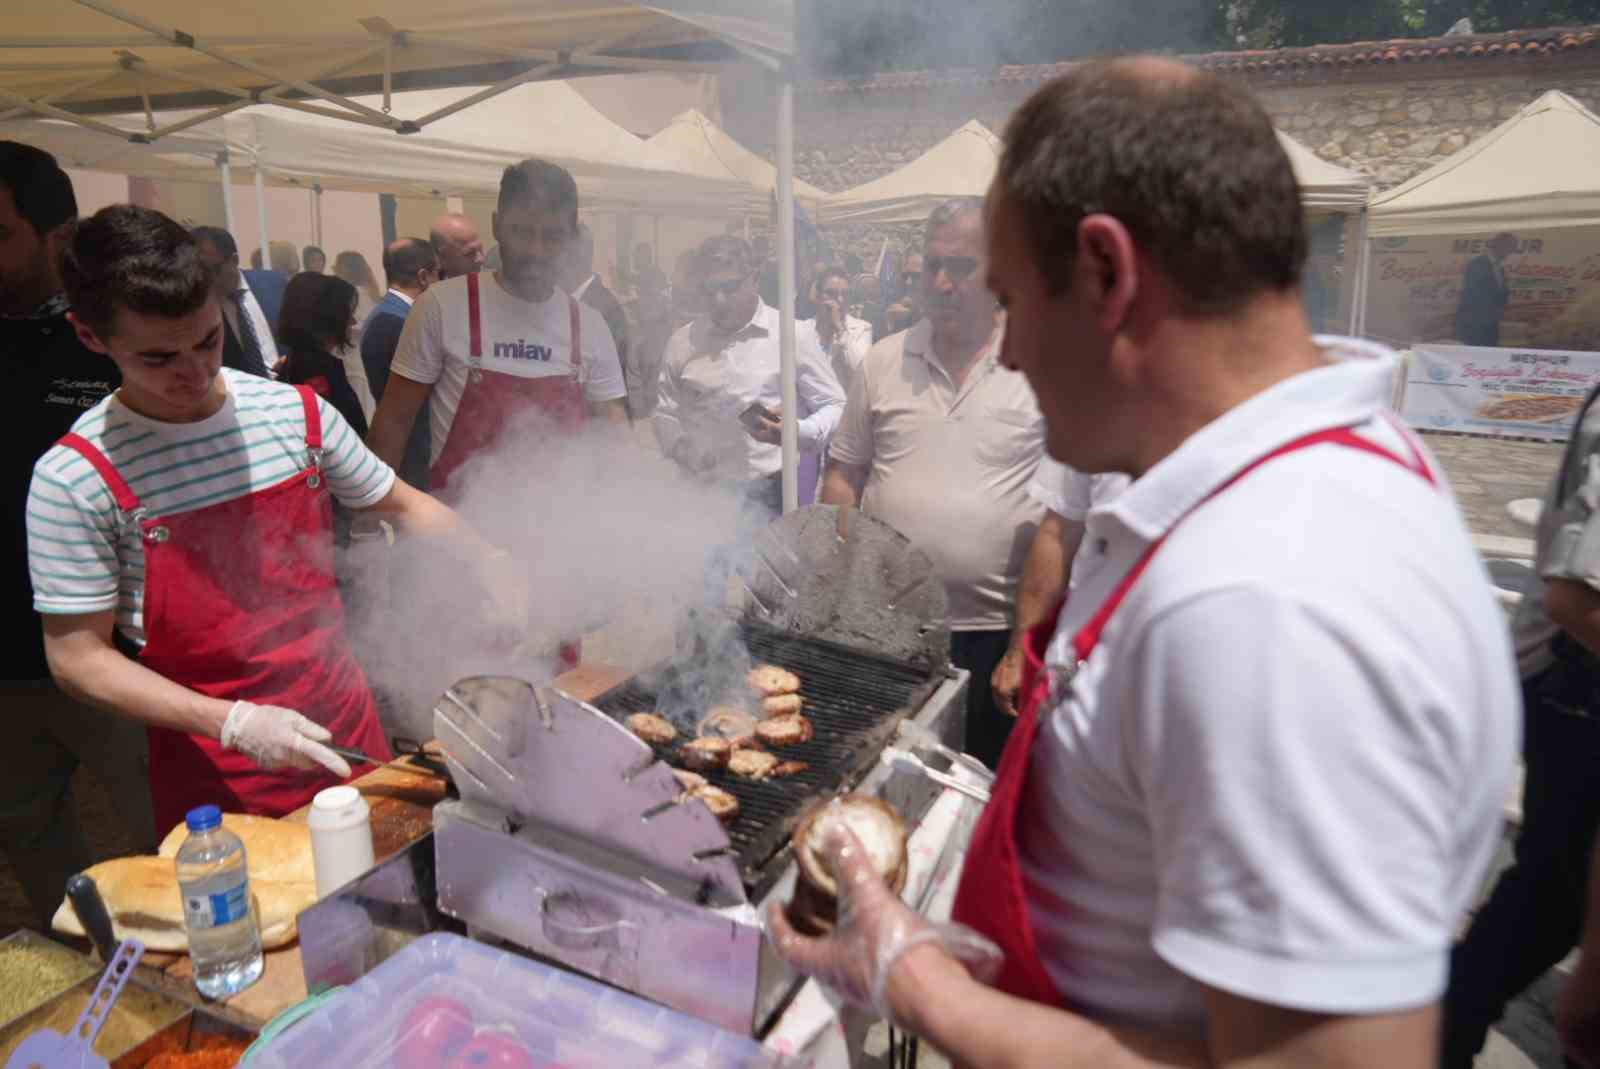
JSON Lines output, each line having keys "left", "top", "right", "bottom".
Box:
{"left": 822, "top": 197, "right": 1045, "bottom": 769}
{"left": 772, "top": 58, "right": 1517, "bottom": 1068}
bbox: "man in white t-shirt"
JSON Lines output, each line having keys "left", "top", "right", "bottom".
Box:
{"left": 772, "top": 57, "right": 1518, "bottom": 1069}
{"left": 990, "top": 457, "right": 1129, "bottom": 716}
{"left": 368, "top": 159, "right": 628, "bottom": 502}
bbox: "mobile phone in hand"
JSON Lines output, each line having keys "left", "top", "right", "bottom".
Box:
{"left": 740, "top": 402, "right": 776, "bottom": 432}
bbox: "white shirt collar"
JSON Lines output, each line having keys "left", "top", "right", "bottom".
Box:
{"left": 573, "top": 275, "right": 596, "bottom": 301}
{"left": 1097, "top": 336, "right": 1401, "bottom": 544}
{"left": 386, "top": 288, "right": 415, "bottom": 308}
{"left": 702, "top": 299, "right": 774, "bottom": 341}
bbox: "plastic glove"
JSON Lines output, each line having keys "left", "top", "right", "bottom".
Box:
{"left": 766, "top": 825, "right": 1001, "bottom": 1022}
{"left": 220, "top": 700, "right": 351, "bottom": 778}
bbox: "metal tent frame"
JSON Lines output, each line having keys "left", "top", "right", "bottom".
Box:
{"left": 1, "top": 0, "right": 805, "bottom": 510}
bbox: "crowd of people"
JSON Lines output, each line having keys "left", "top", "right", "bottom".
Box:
{"left": 4, "top": 54, "right": 1600, "bottom": 1068}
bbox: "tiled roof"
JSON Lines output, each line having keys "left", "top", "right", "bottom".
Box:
{"left": 806, "top": 24, "right": 1600, "bottom": 94}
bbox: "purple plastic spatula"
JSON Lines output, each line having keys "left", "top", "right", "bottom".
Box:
{"left": 3, "top": 939, "right": 145, "bottom": 1069}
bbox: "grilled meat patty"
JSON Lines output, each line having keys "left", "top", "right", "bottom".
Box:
{"left": 684, "top": 783, "right": 739, "bottom": 823}
{"left": 671, "top": 768, "right": 708, "bottom": 792}
{"left": 760, "top": 693, "right": 803, "bottom": 718}
{"left": 728, "top": 749, "right": 780, "bottom": 780}
{"left": 625, "top": 713, "right": 678, "bottom": 746}
{"left": 756, "top": 714, "right": 814, "bottom": 747}
{"left": 679, "top": 735, "right": 733, "bottom": 771}
{"left": 747, "top": 665, "right": 801, "bottom": 698}
{"left": 699, "top": 706, "right": 758, "bottom": 739}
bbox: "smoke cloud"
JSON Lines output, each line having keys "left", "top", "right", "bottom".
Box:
{"left": 344, "top": 414, "right": 762, "bottom": 740}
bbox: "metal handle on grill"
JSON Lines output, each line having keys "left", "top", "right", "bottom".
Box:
{"left": 882, "top": 747, "right": 992, "bottom": 804}
{"left": 896, "top": 720, "right": 996, "bottom": 786}
{"left": 536, "top": 887, "right": 638, "bottom": 950}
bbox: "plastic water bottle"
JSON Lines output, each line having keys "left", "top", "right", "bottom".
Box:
{"left": 176, "top": 805, "right": 264, "bottom": 998}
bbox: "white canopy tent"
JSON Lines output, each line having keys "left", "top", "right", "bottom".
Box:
{"left": 0, "top": 0, "right": 811, "bottom": 510}
{"left": 1277, "top": 131, "right": 1370, "bottom": 214}
{"left": 1276, "top": 131, "right": 1372, "bottom": 335}
{"left": 817, "top": 119, "right": 1000, "bottom": 226}
{"left": 234, "top": 83, "right": 764, "bottom": 216}
{"left": 1360, "top": 90, "right": 1600, "bottom": 339}
{"left": 641, "top": 108, "right": 826, "bottom": 207}
{"left": 1369, "top": 90, "right": 1600, "bottom": 235}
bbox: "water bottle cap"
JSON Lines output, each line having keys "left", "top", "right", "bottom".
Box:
{"left": 185, "top": 805, "right": 222, "bottom": 831}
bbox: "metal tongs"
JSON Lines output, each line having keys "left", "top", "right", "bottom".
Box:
{"left": 882, "top": 720, "right": 995, "bottom": 804}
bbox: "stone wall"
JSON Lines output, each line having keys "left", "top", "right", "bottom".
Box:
{"left": 720, "top": 56, "right": 1600, "bottom": 266}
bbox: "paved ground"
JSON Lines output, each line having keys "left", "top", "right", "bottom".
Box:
{"left": 0, "top": 430, "right": 1577, "bottom": 1066}
{"left": 1423, "top": 431, "right": 1561, "bottom": 547}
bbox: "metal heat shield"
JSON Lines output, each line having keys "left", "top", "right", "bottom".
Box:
{"left": 738, "top": 505, "right": 950, "bottom": 671}
{"left": 433, "top": 801, "right": 766, "bottom": 1035}
{"left": 432, "top": 675, "right": 746, "bottom": 904}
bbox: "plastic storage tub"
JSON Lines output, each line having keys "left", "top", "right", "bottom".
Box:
{"left": 249, "top": 933, "right": 796, "bottom": 1069}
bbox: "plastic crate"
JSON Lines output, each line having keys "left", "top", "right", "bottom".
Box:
{"left": 249, "top": 933, "right": 795, "bottom": 1069}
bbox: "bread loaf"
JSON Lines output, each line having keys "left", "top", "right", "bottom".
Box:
{"left": 50, "top": 856, "right": 313, "bottom": 952}
{"left": 157, "top": 813, "right": 315, "bottom": 886}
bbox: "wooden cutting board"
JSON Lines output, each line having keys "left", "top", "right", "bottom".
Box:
{"left": 141, "top": 662, "right": 630, "bottom": 1027}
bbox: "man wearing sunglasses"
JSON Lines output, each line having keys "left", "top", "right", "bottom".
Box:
{"left": 822, "top": 197, "right": 1045, "bottom": 769}
{"left": 653, "top": 235, "right": 845, "bottom": 516}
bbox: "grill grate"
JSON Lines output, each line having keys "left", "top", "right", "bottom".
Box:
{"left": 591, "top": 622, "right": 939, "bottom": 899}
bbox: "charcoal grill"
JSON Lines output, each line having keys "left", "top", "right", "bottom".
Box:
{"left": 592, "top": 622, "right": 942, "bottom": 900}
{"left": 428, "top": 506, "right": 971, "bottom": 1036}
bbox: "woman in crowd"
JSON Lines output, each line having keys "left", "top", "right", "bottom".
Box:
{"left": 277, "top": 272, "right": 369, "bottom": 438}
{"left": 334, "top": 251, "right": 383, "bottom": 336}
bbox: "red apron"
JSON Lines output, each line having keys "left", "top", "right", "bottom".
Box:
{"left": 429, "top": 272, "right": 589, "bottom": 494}
{"left": 429, "top": 272, "right": 589, "bottom": 669}
{"left": 59, "top": 386, "right": 391, "bottom": 834}
{"left": 950, "top": 417, "right": 1438, "bottom": 1006}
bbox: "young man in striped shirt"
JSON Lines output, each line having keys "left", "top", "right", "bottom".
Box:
{"left": 28, "top": 205, "right": 519, "bottom": 832}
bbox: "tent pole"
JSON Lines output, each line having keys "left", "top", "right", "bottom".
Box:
{"left": 1350, "top": 209, "right": 1371, "bottom": 336}
{"left": 1353, "top": 210, "right": 1372, "bottom": 338}
{"left": 254, "top": 159, "right": 269, "bottom": 271}
{"left": 218, "top": 153, "right": 235, "bottom": 234}
{"left": 313, "top": 185, "right": 324, "bottom": 247}
{"left": 775, "top": 72, "right": 798, "bottom": 514}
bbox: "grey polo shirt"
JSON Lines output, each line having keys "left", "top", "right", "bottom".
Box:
{"left": 830, "top": 318, "right": 1045, "bottom": 631}
{"left": 1513, "top": 384, "right": 1600, "bottom": 676}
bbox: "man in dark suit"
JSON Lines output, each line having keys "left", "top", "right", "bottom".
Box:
{"left": 191, "top": 226, "right": 275, "bottom": 377}
{"left": 361, "top": 237, "right": 437, "bottom": 487}
{"left": 560, "top": 223, "right": 635, "bottom": 420}
{"left": 1455, "top": 232, "right": 1518, "bottom": 347}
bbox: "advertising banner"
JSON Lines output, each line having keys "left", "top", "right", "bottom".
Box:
{"left": 1365, "top": 229, "right": 1600, "bottom": 352}
{"left": 1400, "top": 343, "right": 1600, "bottom": 440}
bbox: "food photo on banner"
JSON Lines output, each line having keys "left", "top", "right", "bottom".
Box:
{"left": 1400, "top": 344, "right": 1600, "bottom": 440}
